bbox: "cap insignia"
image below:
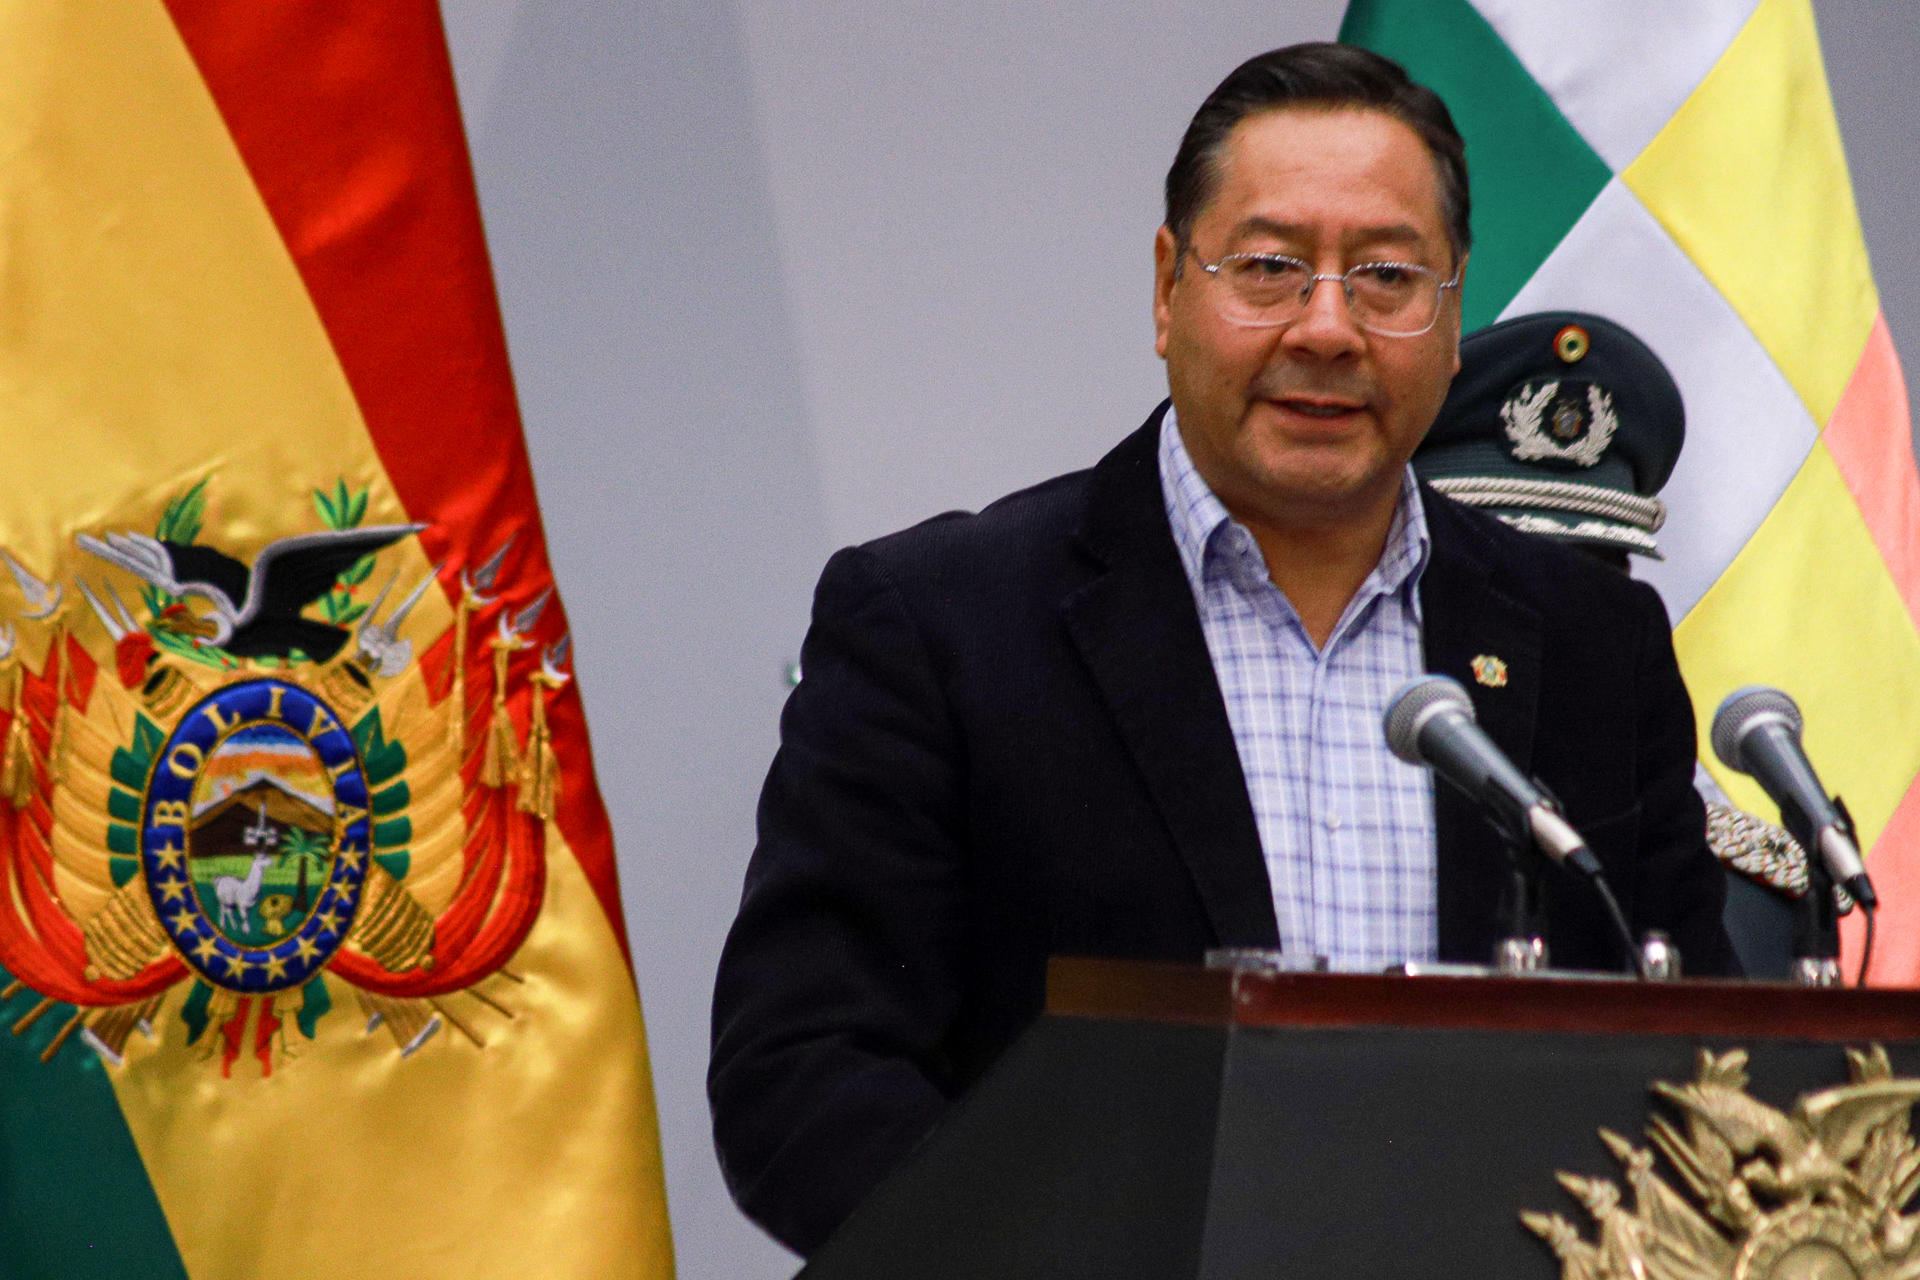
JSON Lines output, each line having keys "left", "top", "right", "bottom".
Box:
{"left": 1471, "top": 654, "right": 1508, "bottom": 688}
{"left": 1501, "top": 379, "right": 1618, "bottom": 468}
{"left": 1554, "top": 324, "right": 1590, "bottom": 363}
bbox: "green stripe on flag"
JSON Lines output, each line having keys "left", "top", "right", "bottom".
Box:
{"left": 1340, "top": 0, "right": 1614, "bottom": 330}
{"left": 0, "top": 970, "right": 189, "bottom": 1279}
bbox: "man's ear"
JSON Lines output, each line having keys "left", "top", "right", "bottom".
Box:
{"left": 1153, "top": 226, "right": 1178, "bottom": 359}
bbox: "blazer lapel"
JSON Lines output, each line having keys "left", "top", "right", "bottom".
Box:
{"left": 1418, "top": 490, "right": 1546, "bottom": 962}
{"left": 1061, "top": 412, "right": 1278, "bottom": 949}
{"left": 1054, "top": 435, "right": 1553, "bottom": 959}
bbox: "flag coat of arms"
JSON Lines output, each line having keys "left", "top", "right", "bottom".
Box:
{"left": 1342, "top": 0, "right": 1920, "bottom": 980}
{"left": 0, "top": 4, "right": 673, "bottom": 1277}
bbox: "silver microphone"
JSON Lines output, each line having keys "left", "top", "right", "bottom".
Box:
{"left": 1384, "top": 675, "right": 1600, "bottom": 878}
{"left": 1711, "top": 685, "right": 1876, "bottom": 910}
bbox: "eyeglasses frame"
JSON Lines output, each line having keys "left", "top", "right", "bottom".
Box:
{"left": 1185, "top": 246, "right": 1463, "bottom": 338}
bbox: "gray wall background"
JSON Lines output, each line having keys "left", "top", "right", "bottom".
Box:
{"left": 438, "top": 4, "right": 1920, "bottom": 1275}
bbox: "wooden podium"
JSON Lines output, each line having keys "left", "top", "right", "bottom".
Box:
{"left": 798, "top": 958, "right": 1920, "bottom": 1278}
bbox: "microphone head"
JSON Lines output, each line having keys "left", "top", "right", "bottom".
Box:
{"left": 1711, "top": 685, "right": 1804, "bottom": 773}
{"left": 1383, "top": 674, "right": 1474, "bottom": 765}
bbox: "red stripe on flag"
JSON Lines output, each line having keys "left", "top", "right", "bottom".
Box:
{"left": 1843, "top": 768, "right": 1920, "bottom": 986}
{"left": 1822, "top": 315, "right": 1919, "bottom": 987}
{"left": 1824, "top": 313, "right": 1920, "bottom": 630}
{"left": 157, "top": 2, "right": 631, "bottom": 963}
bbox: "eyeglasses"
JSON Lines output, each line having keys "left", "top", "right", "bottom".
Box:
{"left": 1187, "top": 248, "right": 1461, "bottom": 337}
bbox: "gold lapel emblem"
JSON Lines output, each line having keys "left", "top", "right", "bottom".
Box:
{"left": 1470, "top": 654, "right": 1508, "bottom": 688}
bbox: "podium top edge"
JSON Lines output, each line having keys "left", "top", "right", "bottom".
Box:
{"left": 1044, "top": 956, "right": 1920, "bottom": 1041}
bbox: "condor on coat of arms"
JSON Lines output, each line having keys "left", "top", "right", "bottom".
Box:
{"left": 0, "top": 479, "right": 569, "bottom": 1076}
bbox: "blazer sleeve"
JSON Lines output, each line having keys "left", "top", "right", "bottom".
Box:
{"left": 709, "top": 543, "right": 970, "bottom": 1256}
{"left": 1625, "top": 578, "right": 1738, "bottom": 976}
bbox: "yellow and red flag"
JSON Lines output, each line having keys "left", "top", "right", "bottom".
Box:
{"left": 1343, "top": 0, "right": 1920, "bottom": 981}
{"left": 0, "top": 4, "right": 672, "bottom": 1276}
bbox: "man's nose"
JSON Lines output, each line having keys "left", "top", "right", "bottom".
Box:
{"left": 1282, "top": 274, "right": 1366, "bottom": 357}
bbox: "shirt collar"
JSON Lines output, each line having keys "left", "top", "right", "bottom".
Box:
{"left": 1156, "top": 405, "right": 1431, "bottom": 614}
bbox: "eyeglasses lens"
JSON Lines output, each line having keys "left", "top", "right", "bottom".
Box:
{"left": 1214, "top": 256, "right": 1445, "bottom": 336}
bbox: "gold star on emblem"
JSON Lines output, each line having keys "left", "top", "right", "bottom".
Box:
{"left": 337, "top": 847, "right": 365, "bottom": 871}
{"left": 316, "top": 906, "right": 345, "bottom": 934}
{"left": 264, "top": 953, "right": 289, "bottom": 982}
{"left": 158, "top": 877, "right": 192, "bottom": 904}
{"left": 190, "top": 935, "right": 220, "bottom": 965}
{"left": 293, "top": 936, "right": 320, "bottom": 963}
{"left": 231, "top": 954, "right": 255, "bottom": 980}
{"left": 151, "top": 844, "right": 188, "bottom": 872}
{"left": 168, "top": 908, "right": 196, "bottom": 934}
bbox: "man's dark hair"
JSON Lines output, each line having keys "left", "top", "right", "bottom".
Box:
{"left": 1165, "top": 42, "right": 1471, "bottom": 269}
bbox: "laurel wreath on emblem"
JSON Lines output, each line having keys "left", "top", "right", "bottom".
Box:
{"left": 0, "top": 478, "right": 574, "bottom": 1077}
{"left": 1524, "top": 1045, "right": 1920, "bottom": 1280}
{"left": 1502, "top": 380, "right": 1620, "bottom": 469}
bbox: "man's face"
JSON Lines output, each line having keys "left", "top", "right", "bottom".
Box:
{"left": 1153, "top": 107, "right": 1463, "bottom": 534}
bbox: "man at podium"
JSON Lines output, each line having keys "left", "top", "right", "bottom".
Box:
{"left": 711, "top": 42, "right": 1735, "bottom": 1256}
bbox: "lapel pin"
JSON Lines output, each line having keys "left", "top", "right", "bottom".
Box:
{"left": 1471, "top": 654, "right": 1509, "bottom": 688}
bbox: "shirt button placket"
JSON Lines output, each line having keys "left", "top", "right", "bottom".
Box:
{"left": 1306, "top": 650, "right": 1335, "bottom": 963}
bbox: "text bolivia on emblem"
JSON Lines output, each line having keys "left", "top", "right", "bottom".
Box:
{"left": 0, "top": 477, "right": 571, "bottom": 1076}
{"left": 142, "top": 680, "right": 371, "bottom": 996}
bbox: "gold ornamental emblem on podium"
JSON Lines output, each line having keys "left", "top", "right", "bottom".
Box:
{"left": 1524, "top": 1046, "right": 1920, "bottom": 1280}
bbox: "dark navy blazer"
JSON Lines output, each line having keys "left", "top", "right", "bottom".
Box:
{"left": 710, "top": 405, "right": 1733, "bottom": 1255}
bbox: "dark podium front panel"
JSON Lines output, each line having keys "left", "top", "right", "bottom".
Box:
{"left": 800, "top": 960, "right": 1920, "bottom": 1279}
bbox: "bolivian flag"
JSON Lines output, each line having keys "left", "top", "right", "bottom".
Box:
{"left": 0, "top": 4, "right": 672, "bottom": 1277}
{"left": 1343, "top": 0, "right": 1920, "bottom": 982}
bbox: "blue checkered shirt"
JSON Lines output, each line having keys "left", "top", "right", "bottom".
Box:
{"left": 1158, "top": 410, "right": 1438, "bottom": 971}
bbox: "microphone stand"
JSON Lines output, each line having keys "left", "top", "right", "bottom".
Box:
{"left": 1789, "top": 818, "right": 1846, "bottom": 988}
{"left": 1487, "top": 780, "right": 1648, "bottom": 979}
{"left": 1497, "top": 840, "right": 1543, "bottom": 971}
{"left": 1492, "top": 830, "right": 1548, "bottom": 974}
{"left": 1772, "top": 787, "right": 1858, "bottom": 987}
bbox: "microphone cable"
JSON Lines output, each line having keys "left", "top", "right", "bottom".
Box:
{"left": 1594, "top": 873, "right": 1649, "bottom": 981}
{"left": 1858, "top": 901, "right": 1876, "bottom": 988}
{"left": 1385, "top": 675, "right": 1649, "bottom": 980}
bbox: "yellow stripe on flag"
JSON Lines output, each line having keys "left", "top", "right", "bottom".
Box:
{"left": 3, "top": 5, "right": 670, "bottom": 1276}
{"left": 3, "top": 0, "right": 441, "bottom": 946}
{"left": 0, "top": 2, "right": 435, "bottom": 611}
{"left": 1622, "top": 0, "right": 1875, "bottom": 427}
{"left": 1678, "top": 441, "right": 1920, "bottom": 852}
{"left": 116, "top": 826, "right": 673, "bottom": 1280}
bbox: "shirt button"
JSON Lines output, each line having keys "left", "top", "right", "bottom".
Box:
{"left": 1324, "top": 813, "right": 1342, "bottom": 831}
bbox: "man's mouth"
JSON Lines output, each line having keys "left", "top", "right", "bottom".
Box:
{"left": 1273, "top": 397, "right": 1363, "bottom": 419}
